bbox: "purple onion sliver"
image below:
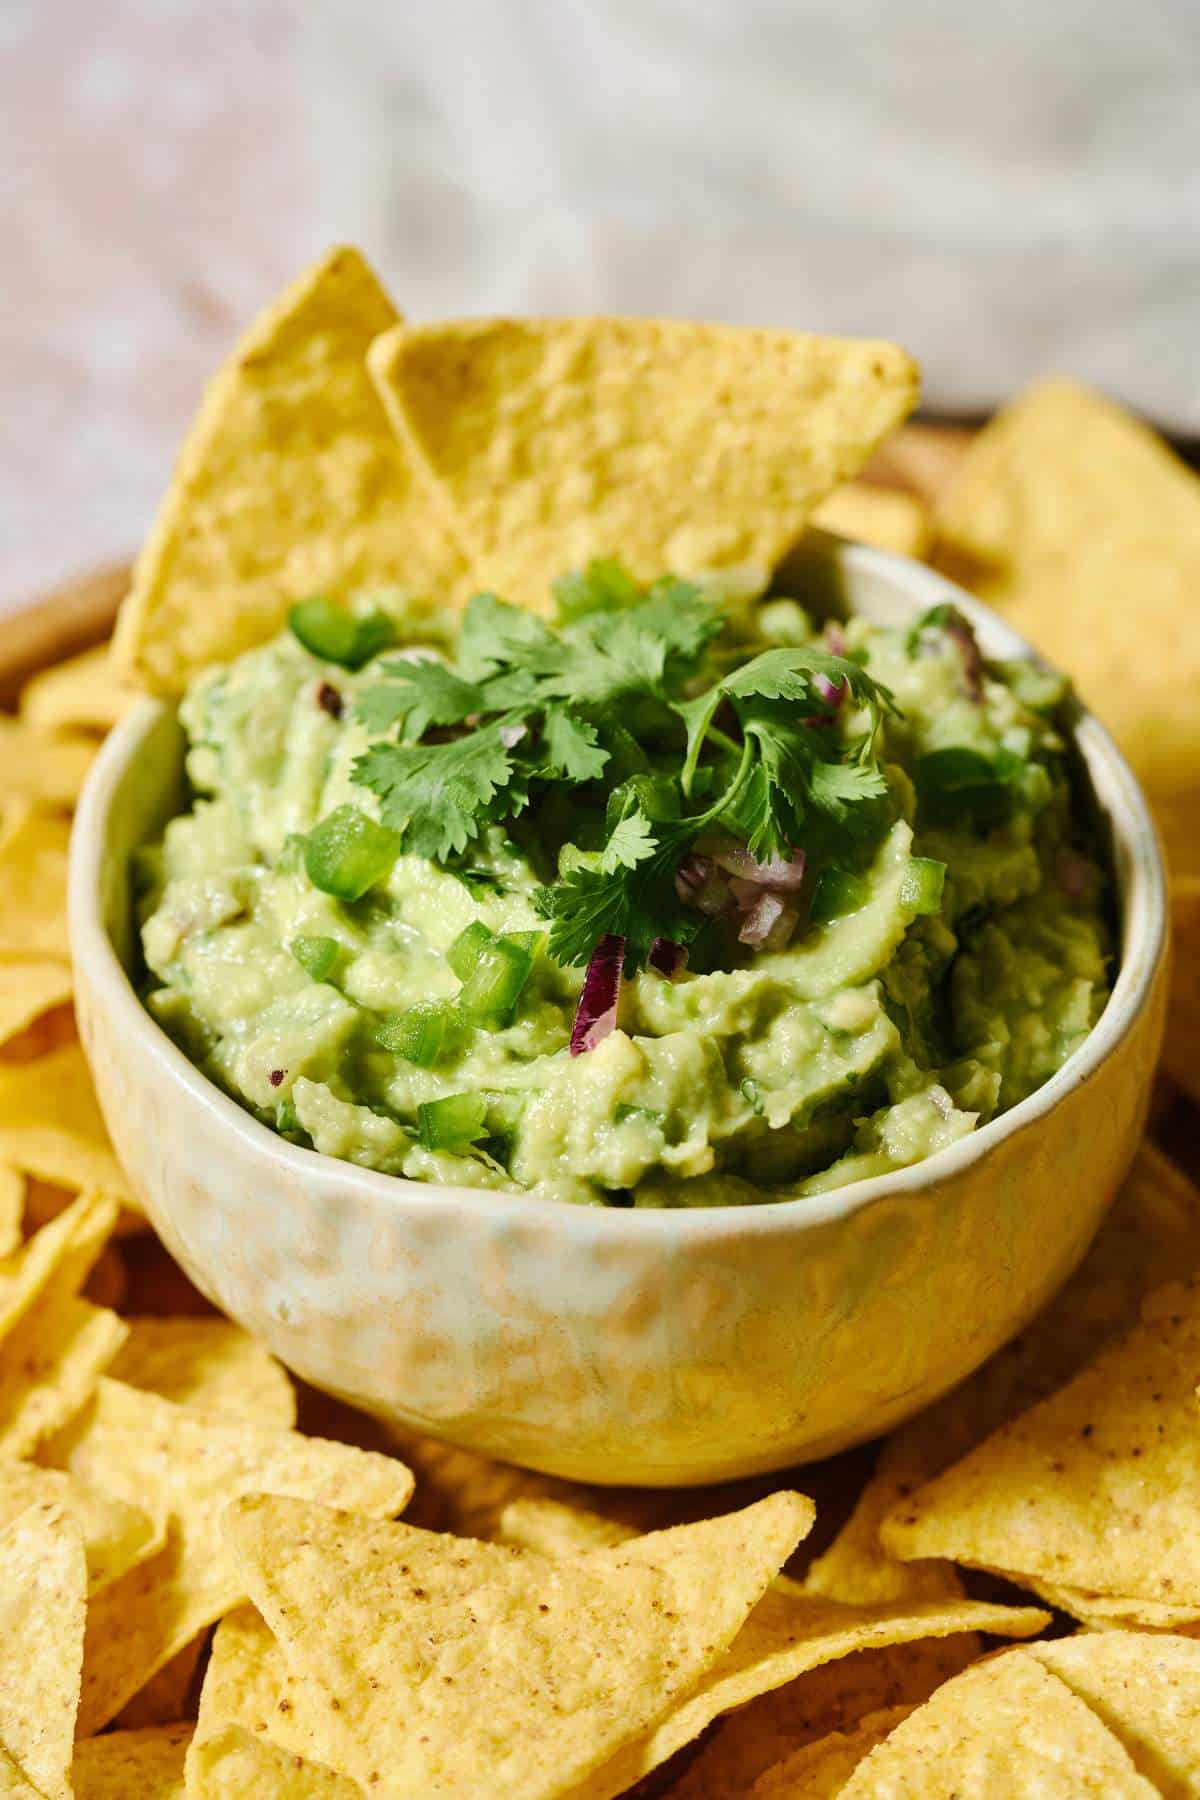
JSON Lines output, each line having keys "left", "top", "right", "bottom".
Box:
{"left": 570, "top": 933, "right": 625, "bottom": 1055}
{"left": 824, "top": 623, "right": 848, "bottom": 657}
{"left": 814, "top": 673, "right": 846, "bottom": 709}
{"left": 737, "top": 890, "right": 788, "bottom": 947}
{"left": 945, "top": 618, "right": 984, "bottom": 701}
{"left": 1056, "top": 851, "right": 1096, "bottom": 900}
{"left": 648, "top": 937, "right": 687, "bottom": 978}
{"left": 714, "top": 843, "right": 807, "bottom": 891}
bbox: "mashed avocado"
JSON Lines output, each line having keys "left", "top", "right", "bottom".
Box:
{"left": 138, "top": 569, "right": 1111, "bottom": 1207}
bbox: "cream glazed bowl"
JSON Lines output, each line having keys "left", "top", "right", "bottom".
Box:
{"left": 70, "top": 540, "right": 1168, "bottom": 1486}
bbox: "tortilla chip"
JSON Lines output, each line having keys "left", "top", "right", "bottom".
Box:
{"left": 71, "top": 1723, "right": 191, "bottom": 1799}
{"left": 934, "top": 376, "right": 1200, "bottom": 801}
{"left": 1164, "top": 879, "right": 1200, "bottom": 1107}
{"left": 0, "top": 806, "right": 70, "bottom": 958}
{"left": 0, "top": 1291, "right": 128, "bottom": 1457}
{"left": 490, "top": 1495, "right": 1044, "bottom": 1800}
{"left": 372, "top": 315, "right": 918, "bottom": 610}
{"left": 1029, "top": 1632, "right": 1200, "bottom": 1791}
{"left": 45, "top": 1378, "right": 413, "bottom": 1733}
{"left": 188, "top": 1725, "right": 359, "bottom": 1798}
{"left": 660, "top": 1637, "right": 983, "bottom": 1800}
{"left": 225, "top": 1488, "right": 813, "bottom": 1799}
{"left": 0, "top": 1190, "right": 117, "bottom": 1341}
{"left": 0, "top": 718, "right": 95, "bottom": 813}
{"left": 811, "top": 483, "right": 931, "bottom": 558}
{"left": 0, "top": 1501, "right": 87, "bottom": 1800}
{"left": 884, "top": 1274, "right": 1200, "bottom": 1607}
{"left": 0, "top": 1746, "right": 43, "bottom": 1798}
{"left": 0, "top": 1165, "right": 21, "bottom": 1259}
{"left": 877, "top": 1142, "right": 1200, "bottom": 1510}
{"left": 0, "top": 1463, "right": 157, "bottom": 1595}
{"left": 108, "top": 1316, "right": 296, "bottom": 1429}
{"left": 0, "top": 962, "right": 73, "bottom": 1049}
{"left": 1028, "top": 1582, "right": 1200, "bottom": 1634}
{"left": 750, "top": 1705, "right": 913, "bottom": 1797}
{"left": 194, "top": 1604, "right": 283, "bottom": 1742}
{"left": 802, "top": 1458, "right": 963, "bottom": 1608}
{"left": 0, "top": 1045, "right": 135, "bottom": 1205}
{"left": 114, "top": 247, "right": 466, "bottom": 695}
{"left": 19, "top": 644, "right": 136, "bottom": 735}
{"left": 838, "top": 1650, "right": 1159, "bottom": 1797}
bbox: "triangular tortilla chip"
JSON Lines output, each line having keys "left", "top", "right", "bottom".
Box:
{"left": 883, "top": 1275, "right": 1200, "bottom": 1607}
{"left": 45, "top": 1379, "right": 414, "bottom": 1734}
{"left": 934, "top": 376, "right": 1200, "bottom": 800}
{"left": 1030, "top": 1633, "right": 1200, "bottom": 1793}
{"left": 0, "top": 1190, "right": 117, "bottom": 1341}
{"left": 750, "top": 1705, "right": 913, "bottom": 1798}
{"left": 112, "top": 1638, "right": 206, "bottom": 1731}
{"left": 114, "top": 246, "right": 467, "bottom": 694}
{"left": 0, "top": 1166, "right": 20, "bottom": 1260}
{"left": 810, "top": 483, "right": 930, "bottom": 558}
{"left": 0, "top": 961, "right": 73, "bottom": 1049}
{"left": 0, "top": 1290, "right": 127, "bottom": 1457}
{"left": 0, "top": 1502, "right": 87, "bottom": 1800}
{"left": 108, "top": 1316, "right": 296, "bottom": 1429}
{"left": 0, "top": 806, "right": 70, "bottom": 958}
{"left": 371, "top": 315, "right": 918, "bottom": 610}
{"left": 837, "top": 1651, "right": 1159, "bottom": 1797}
{"left": 225, "top": 1489, "right": 813, "bottom": 1799}
{"left": 71, "top": 1723, "right": 192, "bottom": 1799}
{"left": 0, "top": 1046, "right": 134, "bottom": 1205}
{"left": 0, "top": 1464, "right": 158, "bottom": 1597}
{"left": 1027, "top": 1581, "right": 1200, "bottom": 1633}
{"left": 493, "top": 1496, "right": 1044, "bottom": 1800}
{"left": 19, "top": 644, "right": 136, "bottom": 735}
{"left": 187, "top": 1725, "right": 358, "bottom": 1798}
{"left": 0, "top": 718, "right": 95, "bottom": 811}
{"left": 658, "top": 1637, "right": 981, "bottom": 1800}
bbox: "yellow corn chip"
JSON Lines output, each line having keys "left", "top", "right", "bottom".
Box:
{"left": 0, "top": 1045, "right": 135, "bottom": 1205}
{"left": 0, "top": 1190, "right": 117, "bottom": 1341}
{"left": 1164, "top": 878, "right": 1200, "bottom": 1107}
{"left": 885, "top": 1274, "right": 1200, "bottom": 1607}
{"left": 490, "top": 1495, "right": 1044, "bottom": 1800}
{"left": 0, "top": 718, "right": 95, "bottom": 812}
{"left": 46, "top": 1378, "right": 413, "bottom": 1733}
{"left": 0, "top": 1501, "right": 87, "bottom": 1800}
{"left": 0, "top": 1744, "right": 42, "bottom": 1798}
{"left": 108, "top": 1316, "right": 296, "bottom": 1429}
{"left": 193, "top": 1604, "right": 283, "bottom": 1744}
{"left": 0, "top": 1292, "right": 127, "bottom": 1457}
{"left": 0, "top": 961, "right": 73, "bottom": 1049}
{"left": 0, "top": 1165, "right": 21, "bottom": 1259}
{"left": 811, "top": 483, "right": 931, "bottom": 558}
{"left": 188, "top": 1726, "right": 359, "bottom": 1798}
{"left": 72, "top": 1723, "right": 191, "bottom": 1799}
{"left": 802, "top": 1461, "right": 963, "bottom": 1609}
{"left": 0, "top": 806, "right": 70, "bottom": 958}
{"left": 114, "top": 247, "right": 467, "bottom": 694}
{"left": 1028, "top": 1582, "right": 1199, "bottom": 1634}
{"left": 372, "top": 315, "right": 918, "bottom": 611}
{"left": 225, "top": 1488, "right": 813, "bottom": 1800}
{"left": 1029, "top": 1632, "right": 1200, "bottom": 1791}
{"left": 0, "top": 1463, "right": 158, "bottom": 1596}
{"left": 19, "top": 644, "right": 136, "bottom": 735}
{"left": 838, "top": 1650, "right": 1159, "bottom": 1797}
{"left": 750, "top": 1705, "right": 913, "bottom": 1798}
{"left": 633, "top": 1636, "right": 982, "bottom": 1800}
{"left": 934, "top": 376, "right": 1200, "bottom": 801}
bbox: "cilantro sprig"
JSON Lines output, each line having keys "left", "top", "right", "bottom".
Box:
{"left": 342, "top": 560, "right": 898, "bottom": 969}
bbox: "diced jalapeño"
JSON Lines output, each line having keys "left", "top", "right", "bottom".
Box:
{"left": 305, "top": 806, "right": 401, "bottom": 901}
{"left": 375, "top": 1001, "right": 459, "bottom": 1067}
{"left": 457, "top": 936, "right": 535, "bottom": 1025}
{"left": 808, "top": 868, "right": 869, "bottom": 926}
{"left": 288, "top": 598, "right": 396, "bottom": 669}
{"left": 447, "top": 920, "right": 495, "bottom": 980}
{"left": 900, "top": 857, "right": 947, "bottom": 916}
{"left": 290, "top": 935, "right": 340, "bottom": 981}
{"left": 417, "top": 1091, "right": 488, "bottom": 1151}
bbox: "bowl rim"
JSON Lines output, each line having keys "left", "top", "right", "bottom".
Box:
{"left": 70, "top": 540, "right": 1168, "bottom": 1243}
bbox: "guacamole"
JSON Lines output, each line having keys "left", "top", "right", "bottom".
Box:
{"left": 138, "top": 568, "right": 1111, "bottom": 1207}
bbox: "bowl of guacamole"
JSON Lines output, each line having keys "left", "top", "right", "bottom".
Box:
{"left": 133, "top": 555, "right": 1114, "bottom": 1211}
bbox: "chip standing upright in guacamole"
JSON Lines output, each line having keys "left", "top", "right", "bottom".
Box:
{"left": 138, "top": 563, "right": 1110, "bottom": 1209}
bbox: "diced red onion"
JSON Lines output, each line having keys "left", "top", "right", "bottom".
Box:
{"left": 713, "top": 842, "right": 808, "bottom": 892}
{"left": 1056, "top": 851, "right": 1096, "bottom": 900}
{"left": 945, "top": 618, "right": 984, "bottom": 701}
{"left": 499, "top": 722, "right": 527, "bottom": 748}
{"left": 824, "top": 623, "right": 848, "bottom": 656}
{"left": 814, "top": 673, "right": 846, "bottom": 709}
{"left": 648, "top": 937, "right": 687, "bottom": 978}
{"left": 674, "top": 855, "right": 732, "bottom": 916}
{"left": 570, "top": 934, "right": 625, "bottom": 1055}
{"left": 737, "top": 890, "right": 798, "bottom": 950}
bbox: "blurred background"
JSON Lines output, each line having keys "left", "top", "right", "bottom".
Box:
{"left": 4, "top": 0, "right": 1198, "bottom": 611}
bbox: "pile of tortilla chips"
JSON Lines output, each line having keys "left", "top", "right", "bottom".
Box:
{"left": 1, "top": 247, "right": 1199, "bottom": 1793}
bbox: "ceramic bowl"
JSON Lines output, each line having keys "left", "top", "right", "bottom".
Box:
{"left": 69, "top": 540, "right": 1168, "bottom": 1485}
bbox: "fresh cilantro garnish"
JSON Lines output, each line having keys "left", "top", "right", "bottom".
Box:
{"left": 348, "top": 561, "right": 899, "bottom": 970}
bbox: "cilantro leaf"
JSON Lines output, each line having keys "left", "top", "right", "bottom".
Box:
{"left": 599, "top": 808, "right": 657, "bottom": 873}
{"left": 354, "top": 659, "right": 493, "bottom": 738}
{"left": 353, "top": 723, "right": 519, "bottom": 860}
{"left": 539, "top": 709, "right": 609, "bottom": 782}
